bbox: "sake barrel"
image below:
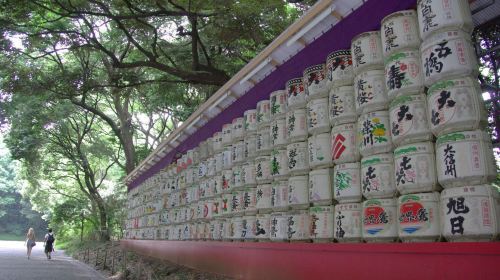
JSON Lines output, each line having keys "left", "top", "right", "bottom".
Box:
{"left": 222, "top": 123, "right": 232, "bottom": 146}
{"left": 334, "top": 162, "right": 362, "bottom": 203}
{"left": 232, "top": 165, "right": 244, "bottom": 190}
{"left": 326, "top": 49, "right": 354, "bottom": 88}
{"left": 203, "top": 199, "right": 214, "bottom": 220}
{"left": 354, "top": 69, "right": 388, "bottom": 114}
{"left": 256, "top": 125, "right": 272, "bottom": 155}
{"left": 213, "top": 131, "right": 224, "bottom": 153}
{"left": 213, "top": 174, "right": 223, "bottom": 195}
{"left": 287, "top": 142, "right": 309, "bottom": 175}
{"left": 308, "top": 133, "right": 333, "bottom": 169}
{"left": 357, "top": 111, "right": 393, "bottom": 156}
{"left": 270, "top": 90, "right": 287, "bottom": 119}
{"left": 331, "top": 123, "right": 360, "bottom": 164}
{"left": 384, "top": 51, "right": 424, "bottom": 99}
{"left": 303, "top": 64, "right": 328, "bottom": 99}
{"left": 307, "top": 97, "right": 330, "bottom": 135}
{"left": 286, "top": 77, "right": 307, "bottom": 109}
{"left": 381, "top": 10, "right": 421, "bottom": 57}
{"left": 270, "top": 148, "right": 289, "bottom": 179}
{"left": 286, "top": 108, "right": 308, "bottom": 142}
{"left": 232, "top": 117, "right": 245, "bottom": 142}
{"left": 288, "top": 210, "right": 311, "bottom": 241}
{"left": 288, "top": 175, "right": 309, "bottom": 210}
{"left": 441, "top": 185, "right": 499, "bottom": 241}
{"left": 231, "top": 216, "right": 244, "bottom": 241}
{"left": 206, "top": 137, "right": 214, "bottom": 158}
{"left": 221, "top": 169, "right": 233, "bottom": 193}
{"left": 310, "top": 206, "right": 334, "bottom": 242}
{"left": 361, "top": 154, "right": 397, "bottom": 199}
{"left": 185, "top": 165, "right": 195, "bottom": 186}
{"left": 255, "top": 214, "right": 271, "bottom": 241}
{"left": 222, "top": 218, "right": 233, "bottom": 241}
{"left": 351, "top": 31, "right": 384, "bottom": 74}
{"left": 270, "top": 212, "right": 289, "bottom": 242}
{"left": 244, "top": 133, "right": 257, "bottom": 161}
{"left": 271, "top": 180, "right": 289, "bottom": 212}
{"left": 221, "top": 193, "right": 233, "bottom": 217}
{"left": 257, "top": 99, "right": 271, "bottom": 128}
{"left": 232, "top": 140, "right": 245, "bottom": 165}
{"left": 206, "top": 156, "right": 216, "bottom": 178}
{"left": 436, "top": 130, "right": 497, "bottom": 188}
{"left": 198, "top": 161, "right": 208, "bottom": 180}
{"left": 205, "top": 178, "right": 216, "bottom": 199}
{"left": 243, "top": 187, "right": 257, "bottom": 215}
{"left": 427, "top": 77, "right": 488, "bottom": 137}
{"left": 242, "top": 215, "right": 257, "bottom": 241}
{"left": 242, "top": 161, "right": 257, "bottom": 187}
{"left": 255, "top": 156, "right": 272, "bottom": 184}
{"left": 329, "top": 86, "right": 357, "bottom": 126}
{"left": 417, "top": 0, "right": 473, "bottom": 40}
{"left": 335, "top": 203, "right": 363, "bottom": 242}
{"left": 244, "top": 109, "right": 258, "bottom": 133}
{"left": 362, "top": 198, "right": 398, "bottom": 242}
{"left": 215, "top": 152, "right": 224, "bottom": 173}
{"left": 309, "top": 168, "right": 333, "bottom": 206}
{"left": 230, "top": 190, "right": 244, "bottom": 217}
{"left": 210, "top": 220, "right": 221, "bottom": 240}
{"left": 222, "top": 146, "right": 233, "bottom": 170}
{"left": 421, "top": 30, "right": 478, "bottom": 86}
{"left": 186, "top": 148, "right": 195, "bottom": 167}
{"left": 212, "top": 196, "right": 222, "bottom": 218}
{"left": 256, "top": 184, "right": 272, "bottom": 213}
{"left": 394, "top": 142, "right": 438, "bottom": 194}
{"left": 398, "top": 192, "right": 441, "bottom": 242}
{"left": 389, "top": 94, "right": 432, "bottom": 146}
{"left": 271, "top": 117, "right": 288, "bottom": 148}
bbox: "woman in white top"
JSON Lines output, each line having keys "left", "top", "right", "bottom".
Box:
{"left": 25, "top": 228, "right": 36, "bottom": 259}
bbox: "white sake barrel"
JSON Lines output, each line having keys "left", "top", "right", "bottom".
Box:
{"left": 256, "top": 125, "right": 272, "bottom": 155}
{"left": 243, "top": 187, "right": 257, "bottom": 215}
{"left": 232, "top": 140, "right": 245, "bottom": 165}
{"left": 230, "top": 191, "right": 244, "bottom": 217}
{"left": 384, "top": 51, "right": 424, "bottom": 99}
{"left": 213, "top": 174, "right": 223, "bottom": 195}
{"left": 206, "top": 137, "right": 214, "bottom": 158}
{"left": 354, "top": 69, "right": 388, "bottom": 114}
{"left": 361, "top": 154, "right": 397, "bottom": 199}
{"left": 351, "top": 31, "right": 384, "bottom": 74}
{"left": 381, "top": 10, "right": 421, "bottom": 57}
{"left": 203, "top": 200, "right": 214, "bottom": 220}
{"left": 441, "top": 185, "right": 499, "bottom": 241}
{"left": 255, "top": 156, "right": 272, "bottom": 184}
{"left": 436, "top": 130, "right": 497, "bottom": 188}
{"left": 186, "top": 149, "right": 195, "bottom": 166}
{"left": 221, "top": 193, "right": 232, "bottom": 217}
{"left": 357, "top": 111, "right": 393, "bottom": 156}
{"left": 210, "top": 220, "right": 221, "bottom": 240}
{"left": 286, "top": 77, "right": 307, "bottom": 109}
{"left": 222, "top": 146, "right": 233, "bottom": 170}
{"left": 185, "top": 165, "right": 195, "bottom": 186}
{"left": 288, "top": 210, "right": 311, "bottom": 241}
{"left": 287, "top": 142, "right": 309, "bottom": 175}
{"left": 398, "top": 192, "right": 441, "bottom": 242}
{"left": 303, "top": 64, "right": 328, "bottom": 99}
{"left": 242, "top": 215, "right": 257, "bottom": 240}
{"left": 221, "top": 169, "right": 233, "bottom": 193}
{"left": 309, "top": 168, "right": 333, "bottom": 206}
{"left": 421, "top": 30, "right": 478, "bottom": 86}
{"left": 213, "top": 131, "right": 224, "bottom": 153}
{"left": 257, "top": 100, "right": 271, "bottom": 128}
{"left": 231, "top": 216, "right": 244, "bottom": 241}
{"left": 256, "top": 184, "right": 272, "bottom": 213}
{"left": 417, "top": 0, "right": 473, "bottom": 40}
{"left": 309, "top": 206, "right": 334, "bottom": 242}
{"left": 270, "top": 212, "right": 289, "bottom": 242}
{"left": 288, "top": 175, "right": 309, "bottom": 210}
{"left": 270, "top": 149, "right": 289, "bottom": 179}
{"left": 270, "top": 90, "right": 287, "bottom": 119}
{"left": 198, "top": 161, "right": 208, "bottom": 180}
{"left": 286, "top": 108, "right": 308, "bottom": 142}
{"left": 271, "top": 117, "right": 288, "bottom": 148}
{"left": 205, "top": 178, "right": 216, "bottom": 199}
{"left": 232, "top": 165, "right": 244, "bottom": 190}
{"left": 427, "top": 77, "right": 487, "bottom": 137}
{"left": 212, "top": 196, "right": 222, "bottom": 218}
{"left": 244, "top": 133, "right": 257, "bottom": 160}
{"left": 334, "top": 162, "right": 362, "bottom": 203}
{"left": 308, "top": 133, "right": 333, "bottom": 169}
{"left": 326, "top": 49, "right": 354, "bottom": 88}
{"left": 329, "top": 86, "right": 357, "bottom": 126}
{"left": 307, "top": 97, "right": 330, "bottom": 135}
{"left": 389, "top": 94, "right": 432, "bottom": 146}
{"left": 255, "top": 214, "right": 271, "bottom": 240}
{"left": 394, "top": 142, "right": 438, "bottom": 194}
{"left": 331, "top": 123, "right": 360, "bottom": 164}
{"left": 215, "top": 152, "right": 223, "bottom": 173}
{"left": 244, "top": 109, "right": 258, "bottom": 133}
{"left": 222, "top": 123, "right": 232, "bottom": 146}
{"left": 334, "top": 203, "right": 363, "bottom": 242}
{"left": 362, "top": 198, "right": 398, "bottom": 242}
{"left": 242, "top": 162, "right": 257, "bottom": 187}
{"left": 206, "top": 156, "right": 216, "bottom": 178}
{"left": 222, "top": 218, "right": 232, "bottom": 241}
{"left": 271, "top": 180, "right": 289, "bottom": 212}
{"left": 232, "top": 117, "right": 245, "bottom": 142}
{"left": 196, "top": 202, "right": 204, "bottom": 221}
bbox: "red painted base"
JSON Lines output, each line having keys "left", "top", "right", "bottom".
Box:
{"left": 121, "top": 240, "right": 500, "bottom": 280}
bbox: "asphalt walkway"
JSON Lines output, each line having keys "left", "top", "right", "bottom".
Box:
{"left": 0, "top": 240, "right": 105, "bottom": 280}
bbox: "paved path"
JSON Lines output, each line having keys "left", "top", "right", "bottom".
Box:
{"left": 0, "top": 240, "right": 105, "bottom": 280}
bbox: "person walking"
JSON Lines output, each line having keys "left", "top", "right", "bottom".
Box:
{"left": 25, "top": 228, "right": 36, "bottom": 259}
{"left": 44, "top": 228, "right": 55, "bottom": 260}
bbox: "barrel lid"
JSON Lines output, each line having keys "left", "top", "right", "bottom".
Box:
{"left": 384, "top": 50, "right": 419, "bottom": 65}
{"left": 420, "top": 30, "right": 471, "bottom": 51}
{"left": 436, "top": 130, "right": 487, "bottom": 145}
{"left": 427, "top": 77, "right": 477, "bottom": 95}
{"left": 303, "top": 63, "right": 325, "bottom": 74}
{"left": 394, "top": 142, "right": 433, "bottom": 156}
{"left": 286, "top": 77, "right": 303, "bottom": 85}
{"left": 363, "top": 198, "right": 396, "bottom": 207}
{"left": 351, "top": 30, "right": 381, "bottom": 44}
{"left": 441, "top": 184, "right": 499, "bottom": 199}
{"left": 399, "top": 192, "right": 440, "bottom": 203}
{"left": 381, "top": 9, "right": 417, "bottom": 24}
{"left": 335, "top": 162, "right": 361, "bottom": 169}
{"left": 310, "top": 205, "right": 333, "bottom": 212}
{"left": 327, "top": 49, "right": 351, "bottom": 60}
{"left": 331, "top": 122, "right": 356, "bottom": 132}
{"left": 389, "top": 94, "right": 424, "bottom": 109}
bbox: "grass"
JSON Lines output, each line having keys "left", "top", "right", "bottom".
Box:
{"left": 0, "top": 233, "right": 24, "bottom": 241}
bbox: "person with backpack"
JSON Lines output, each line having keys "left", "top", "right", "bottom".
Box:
{"left": 44, "top": 228, "right": 55, "bottom": 260}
